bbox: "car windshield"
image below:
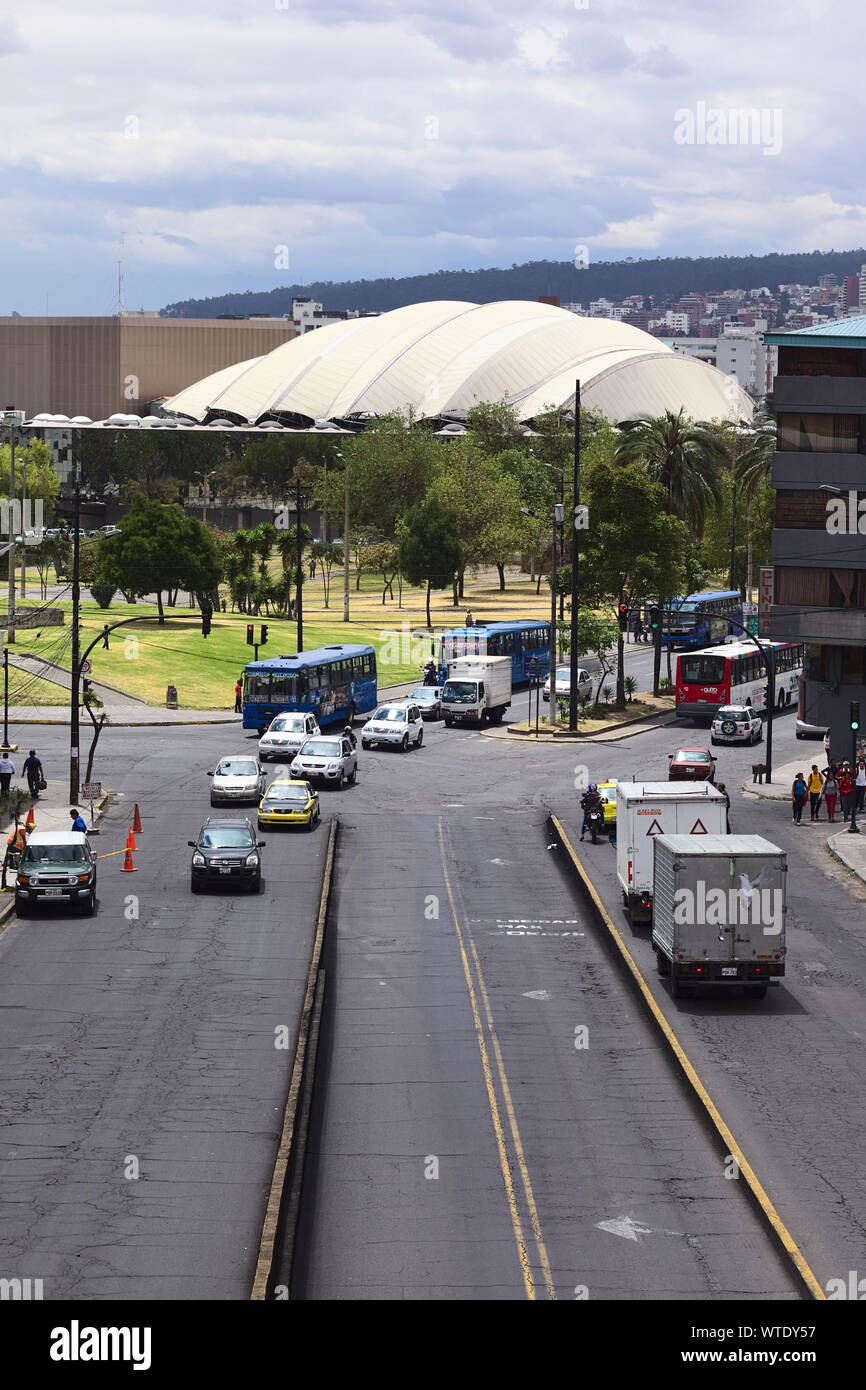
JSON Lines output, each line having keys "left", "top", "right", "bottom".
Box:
{"left": 265, "top": 785, "right": 308, "bottom": 804}
{"left": 269, "top": 716, "right": 306, "bottom": 733}
{"left": 555, "top": 667, "right": 571, "bottom": 680}
{"left": 199, "top": 827, "right": 255, "bottom": 849}
{"left": 215, "top": 759, "right": 258, "bottom": 776}
{"left": 373, "top": 707, "right": 405, "bottom": 721}
{"left": 23, "top": 844, "right": 87, "bottom": 865}
{"left": 674, "top": 749, "right": 710, "bottom": 763}
{"left": 409, "top": 688, "right": 435, "bottom": 701}
{"left": 442, "top": 681, "right": 477, "bottom": 702}
{"left": 301, "top": 739, "right": 341, "bottom": 757}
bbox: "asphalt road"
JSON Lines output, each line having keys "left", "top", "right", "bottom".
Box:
{"left": 0, "top": 727, "right": 329, "bottom": 1300}
{"left": 0, "top": 690, "right": 857, "bottom": 1303}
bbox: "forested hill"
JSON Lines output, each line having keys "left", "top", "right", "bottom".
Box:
{"left": 161, "top": 249, "right": 866, "bottom": 318}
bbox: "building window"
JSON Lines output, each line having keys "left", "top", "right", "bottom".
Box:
{"left": 842, "top": 647, "right": 866, "bottom": 685}
{"left": 777, "top": 413, "right": 859, "bottom": 452}
{"left": 776, "top": 566, "right": 866, "bottom": 608}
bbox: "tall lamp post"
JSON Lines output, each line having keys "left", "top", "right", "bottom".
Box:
{"left": 295, "top": 473, "right": 304, "bottom": 654}
{"left": 569, "top": 381, "right": 581, "bottom": 731}
{"left": 339, "top": 451, "right": 350, "bottom": 623}
{"left": 523, "top": 503, "right": 562, "bottom": 730}
{"left": 4, "top": 406, "right": 22, "bottom": 643}
{"left": 69, "top": 466, "right": 82, "bottom": 802}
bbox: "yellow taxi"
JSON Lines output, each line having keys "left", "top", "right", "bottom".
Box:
{"left": 597, "top": 779, "right": 617, "bottom": 828}
{"left": 257, "top": 779, "right": 320, "bottom": 831}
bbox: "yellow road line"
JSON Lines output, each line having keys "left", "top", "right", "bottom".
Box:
{"left": 550, "top": 812, "right": 825, "bottom": 1302}
{"left": 438, "top": 819, "right": 554, "bottom": 1300}
{"left": 250, "top": 818, "right": 336, "bottom": 1301}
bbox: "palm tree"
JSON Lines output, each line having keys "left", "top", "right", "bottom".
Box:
{"left": 614, "top": 408, "right": 727, "bottom": 534}
{"left": 254, "top": 522, "right": 277, "bottom": 585}
{"left": 232, "top": 529, "right": 258, "bottom": 613}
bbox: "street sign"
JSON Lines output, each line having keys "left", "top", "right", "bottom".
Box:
{"left": 745, "top": 615, "right": 759, "bottom": 635}
{"left": 82, "top": 782, "right": 101, "bottom": 800}
{"left": 80, "top": 659, "right": 92, "bottom": 674}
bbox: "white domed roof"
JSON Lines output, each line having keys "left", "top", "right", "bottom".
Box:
{"left": 165, "top": 299, "right": 753, "bottom": 426}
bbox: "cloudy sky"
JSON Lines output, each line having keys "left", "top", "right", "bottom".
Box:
{"left": 1, "top": 0, "right": 862, "bottom": 313}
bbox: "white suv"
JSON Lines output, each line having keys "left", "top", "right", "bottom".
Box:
{"left": 361, "top": 703, "right": 424, "bottom": 751}
{"left": 290, "top": 734, "right": 358, "bottom": 786}
{"left": 258, "top": 711, "right": 320, "bottom": 761}
{"left": 711, "top": 705, "right": 763, "bottom": 745}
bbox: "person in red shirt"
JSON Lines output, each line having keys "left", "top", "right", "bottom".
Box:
{"left": 234, "top": 681, "right": 242, "bottom": 713}
{"left": 838, "top": 763, "right": 854, "bottom": 821}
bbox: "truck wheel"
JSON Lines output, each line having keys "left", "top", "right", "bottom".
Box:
{"left": 444, "top": 714, "right": 452, "bottom": 727}
{"left": 671, "top": 974, "right": 689, "bottom": 999}
{"left": 655, "top": 950, "right": 670, "bottom": 977}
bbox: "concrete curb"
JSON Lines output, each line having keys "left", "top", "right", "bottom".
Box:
{"left": 7, "top": 713, "right": 243, "bottom": 726}
{"left": 547, "top": 811, "right": 825, "bottom": 1302}
{"left": 250, "top": 816, "right": 337, "bottom": 1300}
{"left": 482, "top": 707, "right": 678, "bottom": 744}
{"left": 827, "top": 828, "right": 866, "bottom": 881}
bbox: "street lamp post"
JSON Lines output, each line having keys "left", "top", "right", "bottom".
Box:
{"left": 569, "top": 381, "right": 581, "bottom": 731}
{"left": 729, "top": 475, "right": 738, "bottom": 592}
{"left": 69, "top": 467, "right": 82, "bottom": 802}
{"left": 340, "top": 452, "right": 350, "bottom": 623}
{"left": 20, "top": 451, "right": 27, "bottom": 599}
{"left": 295, "top": 473, "right": 303, "bottom": 653}
{"left": 5, "top": 406, "right": 18, "bottom": 643}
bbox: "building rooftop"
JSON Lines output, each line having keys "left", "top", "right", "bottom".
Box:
{"left": 765, "top": 315, "right": 866, "bottom": 349}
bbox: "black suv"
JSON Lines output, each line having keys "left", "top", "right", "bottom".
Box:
{"left": 189, "top": 818, "right": 266, "bottom": 894}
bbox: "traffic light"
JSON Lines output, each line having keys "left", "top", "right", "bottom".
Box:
{"left": 617, "top": 603, "right": 629, "bottom": 632}
{"left": 201, "top": 610, "right": 211, "bottom": 638}
{"left": 260, "top": 624, "right": 268, "bottom": 647}
{"left": 851, "top": 701, "right": 860, "bottom": 731}
{"left": 82, "top": 678, "right": 92, "bottom": 701}
{"left": 649, "top": 604, "right": 661, "bottom": 634}
{"left": 246, "top": 624, "right": 254, "bottom": 645}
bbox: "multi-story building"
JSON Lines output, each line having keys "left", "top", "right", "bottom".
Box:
{"left": 765, "top": 316, "right": 866, "bottom": 750}
{"left": 715, "top": 324, "right": 776, "bottom": 396}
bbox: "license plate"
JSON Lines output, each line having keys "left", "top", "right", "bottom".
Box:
{"left": 721, "top": 967, "right": 738, "bottom": 977}
{"left": 44, "top": 888, "right": 63, "bottom": 896}
{"left": 219, "top": 867, "right": 232, "bottom": 875}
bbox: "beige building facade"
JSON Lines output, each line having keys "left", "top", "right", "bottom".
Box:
{"left": 0, "top": 316, "right": 295, "bottom": 420}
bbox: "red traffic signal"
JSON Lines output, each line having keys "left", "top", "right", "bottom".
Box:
{"left": 246, "top": 624, "right": 254, "bottom": 645}
{"left": 617, "top": 603, "right": 629, "bottom": 632}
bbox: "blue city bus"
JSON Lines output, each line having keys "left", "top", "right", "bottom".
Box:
{"left": 437, "top": 620, "right": 552, "bottom": 684}
{"left": 661, "top": 590, "right": 742, "bottom": 650}
{"left": 242, "top": 643, "right": 377, "bottom": 732}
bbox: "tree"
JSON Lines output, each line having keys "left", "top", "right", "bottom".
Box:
{"left": 581, "top": 458, "right": 688, "bottom": 707}
{"left": 96, "top": 495, "right": 221, "bottom": 621}
{"left": 0, "top": 438, "right": 61, "bottom": 517}
{"left": 614, "top": 408, "right": 727, "bottom": 534}
{"left": 558, "top": 607, "right": 619, "bottom": 712}
{"left": 321, "top": 411, "right": 437, "bottom": 541}
{"left": 360, "top": 541, "right": 400, "bottom": 603}
{"left": 317, "top": 542, "right": 344, "bottom": 608}
{"left": 430, "top": 437, "right": 526, "bottom": 601}
{"left": 398, "top": 495, "right": 461, "bottom": 629}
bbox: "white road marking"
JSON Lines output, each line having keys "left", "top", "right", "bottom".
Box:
{"left": 595, "top": 1215, "right": 683, "bottom": 1242}
{"left": 522, "top": 989, "right": 551, "bottom": 1000}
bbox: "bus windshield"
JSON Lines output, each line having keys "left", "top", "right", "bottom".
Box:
{"left": 681, "top": 655, "right": 726, "bottom": 686}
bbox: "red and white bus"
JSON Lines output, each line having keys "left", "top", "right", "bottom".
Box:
{"left": 675, "top": 640, "right": 804, "bottom": 719}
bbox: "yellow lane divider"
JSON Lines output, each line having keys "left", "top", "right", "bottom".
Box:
{"left": 549, "top": 812, "right": 825, "bottom": 1302}
{"left": 439, "top": 819, "right": 556, "bottom": 1300}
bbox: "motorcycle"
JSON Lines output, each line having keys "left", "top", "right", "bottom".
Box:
{"left": 587, "top": 806, "right": 604, "bottom": 845}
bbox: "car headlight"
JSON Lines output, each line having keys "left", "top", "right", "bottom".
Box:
{"left": 327, "top": 761, "right": 339, "bottom": 770}
{"left": 245, "top": 853, "right": 259, "bottom": 866}
{"left": 192, "top": 853, "right": 205, "bottom": 866}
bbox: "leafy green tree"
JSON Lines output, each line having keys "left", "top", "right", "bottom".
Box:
{"left": 321, "top": 411, "right": 437, "bottom": 541}
{"left": 96, "top": 495, "right": 221, "bottom": 621}
{"left": 0, "top": 438, "right": 61, "bottom": 515}
{"left": 614, "top": 408, "right": 727, "bottom": 534}
{"left": 359, "top": 541, "right": 400, "bottom": 603}
{"left": 558, "top": 606, "right": 619, "bottom": 712}
{"left": 430, "top": 437, "right": 525, "bottom": 601}
{"left": 398, "top": 495, "right": 461, "bottom": 629}
{"left": 581, "top": 458, "right": 688, "bottom": 706}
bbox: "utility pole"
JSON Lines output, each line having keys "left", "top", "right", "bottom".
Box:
{"left": 569, "top": 381, "right": 581, "bottom": 731}
{"left": 295, "top": 473, "right": 304, "bottom": 653}
{"left": 5, "top": 406, "right": 17, "bottom": 643}
{"left": 549, "top": 504, "right": 562, "bottom": 724}
{"left": 69, "top": 468, "right": 81, "bottom": 802}
{"left": 19, "top": 450, "right": 26, "bottom": 598}
{"left": 342, "top": 452, "right": 350, "bottom": 623}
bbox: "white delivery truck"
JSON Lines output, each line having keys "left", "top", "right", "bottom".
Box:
{"left": 616, "top": 781, "right": 728, "bottom": 925}
{"left": 651, "top": 834, "right": 787, "bottom": 1000}
{"left": 441, "top": 655, "right": 512, "bottom": 727}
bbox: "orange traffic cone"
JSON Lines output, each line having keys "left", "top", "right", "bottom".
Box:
{"left": 126, "top": 825, "right": 137, "bottom": 852}
{"left": 133, "top": 803, "right": 142, "bottom": 834}
{"left": 121, "top": 846, "right": 137, "bottom": 872}
{"left": 24, "top": 803, "right": 35, "bottom": 831}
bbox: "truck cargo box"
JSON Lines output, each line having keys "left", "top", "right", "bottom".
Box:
{"left": 615, "top": 781, "right": 728, "bottom": 923}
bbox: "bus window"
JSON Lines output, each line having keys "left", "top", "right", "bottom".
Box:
{"left": 245, "top": 674, "right": 271, "bottom": 703}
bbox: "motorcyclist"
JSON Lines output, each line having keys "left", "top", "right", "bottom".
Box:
{"left": 422, "top": 659, "right": 438, "bottom": 687}
{"left": 343, "top": 724, "right": 358, "bottom": 750}
{"left": 580, "top": 783, "right": 604, "bottom": 841}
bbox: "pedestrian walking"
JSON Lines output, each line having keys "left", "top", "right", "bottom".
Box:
{"left": 823, "top": 767, "right": 839, "bottom": 823}
{"left": 0, "top": 751, "right": 15, "bottom": 795}
{"left": 824, "top": 731, "right": 831, "bottom": 759}
{"left": 791, "top": 772, "right": 807, "bottom": 825}
{"left": 855, "top": 759, "right": 866, "bottom": 814}
{"left": 807, "top": 764, "right": 824, "bottom": 820}
{"left": 309, "top": 557, "right": 315, "bottom": 579}
{"left": 839, "top": 763, "right": 854, "bottom": 821}
{"left": 633, "top": 618, "right": 644, "bottom": 644}
{"left": 22, "top": 749, "right": 43, "bottom": 799}
{"left": 69, "top": 808, "right": 88, "bottom": 833}
{"left": 234, "top": 680, "right": 242, "bottom": 713}
{"left": 101, "top": 624, "right": 110, "bottom": 650}
{"left": 465, "top": 609, "right": 475, "bottom": 628}
{"left": 717, "top": 781, "right": 731, "bottom": 833}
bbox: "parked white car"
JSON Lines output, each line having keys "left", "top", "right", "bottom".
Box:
{"left": 208, "top": 755, "right": 267, "bottom": 806}
{"left": 542, "top": 666, "right": 593, "bottom": 702}
{"left": 258, "top": 711, "right": 320, "bottom": 761}
{"left": 711, "top": 705, "right": 763, "bottom": 746}
{"left": 361, "top": 702, "right": 424, "bottom": 751}
{"left": 291, "top": 734, "right": 357, "bottom": 786}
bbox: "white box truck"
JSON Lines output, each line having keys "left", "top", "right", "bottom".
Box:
{"left": 651, "top": 834, "right": 787, "bottom": 1000}
{"left": 441, "top": 655, "right": 511, "bottom": 726}
{"left": 616, "top": 781, "right": 728, "bottom": 924}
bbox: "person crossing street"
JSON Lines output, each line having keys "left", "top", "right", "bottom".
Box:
{"left": 22, "top": 749, "right": 43, "bottom": 799}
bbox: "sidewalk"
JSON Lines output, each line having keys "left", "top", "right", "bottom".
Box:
{"left": 6, "top": 705, "right": 242, "bottom": 725}
{"left": 741, "top": 752, "right": 866, "bottom": 886}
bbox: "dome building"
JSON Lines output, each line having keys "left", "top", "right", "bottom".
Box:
{"left": 164, "top": 299, "right": 753, "bottom": 428}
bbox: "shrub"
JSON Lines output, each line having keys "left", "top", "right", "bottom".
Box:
{"left": 660, "top": 675, "right": 672, "bottom": 689}
{"left": 624, "top": 675, "right": 637, "bottom": 702}
{"left": 90, "top": 580, "right": 116, "bottom": 609}
{"left": 602, "top": 683, "right": 614, "bottom": 703}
